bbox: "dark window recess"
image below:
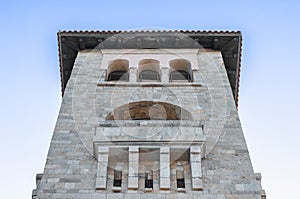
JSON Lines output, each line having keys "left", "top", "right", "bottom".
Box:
{"left": 145, "top": 171, "right": 153, "bottom": 189}
{"left": 177, "top": 178, "right": 185, "bottom": 188}
{"left": 139, "top": 70, "right": 160, "bottom": 81}
{"left": 170, "top": 70, "right": 191, "bottom": 81}
{"left": 108, "top": 71, "right": 129, "bottom": 81}
{"left": 176, "top": 170, "right": 185, "bottom": 188}
{"left": 113, "top": 170, "right": 122, "bottom": 187}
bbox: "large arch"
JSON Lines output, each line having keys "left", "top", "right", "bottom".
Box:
{"left": 106, "top": 101, "right": 192, "bottom": 120}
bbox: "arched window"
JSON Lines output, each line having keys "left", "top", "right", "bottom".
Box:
{"left": 138, "top": 59, "right": 160, "bottom": 82}
{"left": 169, "top": 59, "right": 192, "bottom": 82}
{"left": 107, "top": 59, "right": 129, "bottom": 81}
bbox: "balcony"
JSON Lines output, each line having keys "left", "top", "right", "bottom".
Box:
{"left": 93, "top": 120, "right": 204, "bottom": 144}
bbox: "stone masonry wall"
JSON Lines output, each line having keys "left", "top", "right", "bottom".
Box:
{"left": 35, "top": 49, "right": 263, "bottom": 198}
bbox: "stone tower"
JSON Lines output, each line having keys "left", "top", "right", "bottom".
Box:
{"left": 33, "top": 30, "right": 265, "bottom": 198}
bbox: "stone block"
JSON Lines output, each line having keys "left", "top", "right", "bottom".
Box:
{"left": 160, "top": 177, "right": 170, "bottom": 190}
{"left": 129, "top": 163, "right": 139, "bottom": 175}
{"left": 107, "top": 194, "right": 123, "bottom": 199}
{"left": 192, "top": 177, "right": 203, "bottom": 191}
{"left": 160, "top": 165, "right": 170, "bottom": 177}
{"left": 125, "top": 194, "right": 141, "bottom": 199}
{"left": 95, "top": 177, "right": 106, "bottom": 190}
{"left": 160, "top": 154, "right": 170, "bottom": 162}
{"left": 98, "top": 154, "right": 108, "bottom": 162}
{"left": 191, "top": 162, "right": 202, "bottom": 178}
{"left": 128, "top": 177, "right": 139, "bottom": 190}
{"left": 190, "top": 146, "right": 201, "bottom": 154}
{"left": 190, "top": 153, "right": 201, "bottom": 162}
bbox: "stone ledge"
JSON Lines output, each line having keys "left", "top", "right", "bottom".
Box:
{"left": 97, "top": 82, "right": 202, "bottom": 87}
{"left": 94, "top": 125, "right": 204, "bottom": 143}
{"left": 97, "top": 120, "right": 204, "bottom": 127}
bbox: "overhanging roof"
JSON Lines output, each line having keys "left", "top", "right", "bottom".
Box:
{"left": 57, "top": 30, "right": 242, "bottom": 107}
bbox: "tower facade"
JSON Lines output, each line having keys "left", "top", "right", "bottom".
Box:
{"left": 33, "top": 30, "right": 265, "bottom": 198}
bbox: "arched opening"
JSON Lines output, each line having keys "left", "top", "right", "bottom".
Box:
{"left": 106, "top": 101, "right": 192, "bottom": 120}
{"left": 138, "top": 59, "right": 160, "bottom": 82}
{"left": 107, "top": 59, "right": 129, "bottom": 81}
{"left": 169, "top": 59, "right": 192, "bottom": 82}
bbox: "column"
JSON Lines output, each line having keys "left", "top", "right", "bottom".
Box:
{"left": 190, "top": 146, "right": 203, "bottom": 191}
{"left": 160, "top": 146, "right": 170, "bottom": 191}
{"left": 95, "top": 146, "right": 109, "bottom": 190}
{"left": 129, "top": 67, "right": 137, "bottom": 83}
{"left": 128, "top": 146, "right": 139, "bottom": 191}
{"left": 161, "top": 67, "right": 169, "bottom": 83}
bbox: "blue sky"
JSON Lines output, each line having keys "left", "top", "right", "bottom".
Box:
{"left": 0, "top": 1, "right": 299, "bottom": 198}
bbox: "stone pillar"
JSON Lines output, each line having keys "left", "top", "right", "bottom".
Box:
{"left": 190, "top": 146, "right": 203, "bottom": 191}
{"left": 95, "top": 146, "right": 109, "bottom": 190}
{"left": 161, "top": 67, "right": 169, "bottom": 83}
{"left": 128, "top": 146, "right": 139, "bottom": 191}
{"left": 160, "top": 146, "right": 170, "bottom": 191}
{"left": 129, "top": 67, "right": 137, "bottom": 83}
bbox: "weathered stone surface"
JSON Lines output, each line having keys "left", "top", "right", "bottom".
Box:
{"left": 34, "top": 45, "right": 264, "bottom": 199}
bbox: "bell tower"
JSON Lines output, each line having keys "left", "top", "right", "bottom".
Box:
{"left": 33, "top": 30, "right": 265, "bottom": 198}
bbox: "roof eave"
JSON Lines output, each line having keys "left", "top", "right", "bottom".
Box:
{"left": 57, "top": 30, "right": 242, "bottom": 108}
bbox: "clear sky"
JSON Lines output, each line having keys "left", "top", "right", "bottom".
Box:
{"left": 0, "top": 0, "right": 299, "bottom": 198}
